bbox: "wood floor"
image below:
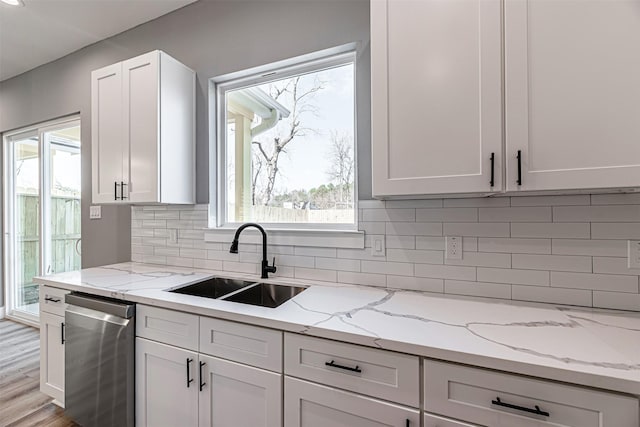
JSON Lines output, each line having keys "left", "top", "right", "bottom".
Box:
{"left": 0, "top": 319, "right": 77, "bottom": 427}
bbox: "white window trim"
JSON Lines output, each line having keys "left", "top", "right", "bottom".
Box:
{"left": 208, "top": 44, "right": 363, "bottom": 248}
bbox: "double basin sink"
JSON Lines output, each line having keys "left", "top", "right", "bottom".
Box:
{"left": 167, "top": 277, "right": 306, "bottom": 308}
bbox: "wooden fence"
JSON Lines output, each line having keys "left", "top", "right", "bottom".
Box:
{"left": 16, "top": 194, "right": 81, "bottom": 305}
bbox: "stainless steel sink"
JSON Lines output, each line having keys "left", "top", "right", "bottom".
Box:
{"left": 222, "top": 283, "right": 306, "bottom": 308}
{"left": 168, "top": 277, "right": 256, "bottom": 299}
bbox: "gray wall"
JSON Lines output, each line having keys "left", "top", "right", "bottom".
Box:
{"left": 0, "top": 0, "right": 371, "bottom": 308}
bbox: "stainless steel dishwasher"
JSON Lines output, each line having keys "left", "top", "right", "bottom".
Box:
{"left": 65, "top": 292, "right": 135, "bottom": 427}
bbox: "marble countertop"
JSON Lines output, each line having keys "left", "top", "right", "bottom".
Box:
{"left": 34, "top": 262, "right": 640, "bottom": 395}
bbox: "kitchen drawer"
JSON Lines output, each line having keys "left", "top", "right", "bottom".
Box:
{"left": 284, "top": 377, "right": 420, "bottom": 427}
{"left": 39, "top": 285, "right": 69, "bottom": 316}
{"left": 136, "top": 305, "right": 198, "bottom": 351}
{"left": 199, "top": 317, "right": 282, "bottom": 372}
{"left": 285, "top": 333, "right": 419, "bottom": 407}
{"left": 424, "top": 413, "right": 481, "bottom": 427}
{"left": 424, "top": 359, "right": 639, "bottom": 427}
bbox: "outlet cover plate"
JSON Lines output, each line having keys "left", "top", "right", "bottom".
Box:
{"left": 628, "top": 240, "right": 640, "bottom": 269}
{"left": 446, "top": 235, "right": 463, "bottom": 260}
{"left": 371, "top": 235, "right": 385, "bottom": 257}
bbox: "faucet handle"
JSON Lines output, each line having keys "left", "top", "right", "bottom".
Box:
{"left": 272, "top": 256, "right": 276, "bottom": 267}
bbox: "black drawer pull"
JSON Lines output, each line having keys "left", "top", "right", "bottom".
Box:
{"left": 406, "top": 419, "right": 410, "bottom": 427}
{"left": 199, "top": 361, "right": 206, "bottom": 391}
{"left": 45, "top": 297, "right": 61, "bottom": 303}
{"left": 186, "top": 358, "right": 194, "bottom": 388}
{"left": 491, "top": 397, "right": 549, "bottom": 417}
{"left": 516, "top": 150, "right": 522, "bottom": 186}
{"left": 61, "top": 322, "right": 65, "bottom": 345}
{"left": 325, "top": 360, "right": 361, "bottom": 373}
{"left": 489, "top": 152, "right": 495, "bottom": 187}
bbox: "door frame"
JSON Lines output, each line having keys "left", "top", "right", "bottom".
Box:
{"left": 2, "top": 115, "right": 80, "bottom": 326}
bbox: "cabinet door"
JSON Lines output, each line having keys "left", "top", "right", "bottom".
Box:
{"left": 136, "top": 338, "right": 199, "bottom": 427}
{"left": 39, "top": 311, "right": 65, "bottom": 405}
{"left": 371, "top": 0, "right": 502, "bottom": 197}
{"left": 91, "top": 62, "right": 123, "bottom": 203}
{"left": 122, "top": 51, "right": 159, "bottom": 203}
{"left": 505, "top": 0, "right": 640, "bottom": 192}
{"left": 284, "top": 377, "right": 420, "bottom": 427}
{"left": 199, "top": 355, "right": 282, "bottom": 427}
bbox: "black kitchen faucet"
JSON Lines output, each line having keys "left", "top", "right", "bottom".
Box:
{"left": 229, "top": 223, "right": 277, "bottom": 279}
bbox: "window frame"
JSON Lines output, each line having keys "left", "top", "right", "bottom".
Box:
{"left": 210, "top": 46, "right": 359, "bottom": 234}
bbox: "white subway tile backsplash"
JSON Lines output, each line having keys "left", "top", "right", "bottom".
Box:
{"left": 415, "top": 263, "right": 476, "bottom": 281}
{"left": 511, "top": 223, "right": 590, "bottom": 238}
{"left": 295, "top": 267, "right": 337, "bottom": 282}
{"left": 510, "top": 195, "right": 590, "bottom": 206}
{"left": 443, "top": 222, "right": 510, "bottom": 237}
{"left": 416, "top": 208, "right": 477, "bottom": 222}
{"left": 552, "top": 239, "right": 627, "bottom": 257}
{"left": 591, "top": 193, "right": 640, "bottom": 205}
{"left": 554, "top": 205, "right": 640, "bottom": 222}
{"left": 337, "top": 271, "right": 386, "bottom": 287}
{"left": 386, "top": 199, "right": 443, "bottom": 208}
{"left": 478, "top": 238, "right": 551, "bottom": 254}
{"left": 443, "top": 197, "right": 510, "bottom": 207}
{"left": 386, "top": 222, "right": 442, "bottom": 236}
{"left": 445, "top": 280, "right": 511, "bottom": 299}
{"left": 132, "top": 196, "right": 640, "bottom": 312}
{"left": 551, "top": 271, "right": 638, "bottom": 293}
{"left": 477, "top": 267, "right": 549, "bottom": 286}
{"left": 386, "top": 275, "right": 444, "bottom": 293}
{"left": 386, "top": 248, "right": 443, "bottom": 264}
{"left": 479, "top": 207, "right": 551, "bottom": 222}
{"left": 591, "top": 223, "right": 640, "bottom": 239}
{"left": 294, "top": 247, "right": 337, "bottom": 257}
{"left": 315, "top": 257, "right": 361, "bottom": 272}
{"left": 445, "top": 251, "right": 511, "bottom": 268}
{"left": 513, "top": 254, "right": 592, "bottom": 273}
{"left": 512, "top": 285, "right": 592, "bottom": 307}
{"left": 363, "top": 208, "right": 415, "bottom": 222}
{"left": 593, "top": 257, "right": 640, "bottom": 276}
{"left": 593, "top": 291, "right": 640, "bottom": 311}
{"left": 361, "top": 260, "right": 413, "bottom": 276}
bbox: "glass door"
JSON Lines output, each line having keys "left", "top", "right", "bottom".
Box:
{"left": 3, "top": 117, "right": 81, "bottom": 324}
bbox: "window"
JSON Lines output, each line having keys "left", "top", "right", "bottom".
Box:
{"left": 213, "top": 50, "right": 356, "bottom": 230}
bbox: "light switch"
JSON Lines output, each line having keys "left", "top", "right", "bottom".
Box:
{"left": 371, "top": 235, "right": 385, "bottom": 257}
{"left": 89, "top": 205, "right": 102, "bottom": 219}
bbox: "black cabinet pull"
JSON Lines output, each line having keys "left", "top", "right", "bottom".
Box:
{"left": 199, "top": 361, "right": 206, "bottom": 391}
{"left": 45, "top": 296, "right": 61, "bottom": 303}
{"left": 516, "top": 150, "right": 522, "bottom": 186}
{"left": 491, "top": 397, "right": 549, "bottom": 417}
{"left": 120, "top": 181, "right": 128, "bottom": 200}
{"left": 405, "top": 419, "right": 410, "bottom": 427}
{"left": 114, "top": 181, "right": 119, "bottom": 200}
{"left": 61, "top": 322, "right": 65, "bottom": 345}
{"left": 489, "top": 152, "right": 495, "bottom": 187}
{"left": 325, "top": 360, "right": 362, "bottom": 373}
{"left": 186, "top": 358, "right": 194, "bottom": 388}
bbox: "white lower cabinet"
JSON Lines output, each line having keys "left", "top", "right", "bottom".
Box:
{"left": 136, "top": 338, "right": 199, "bottom": 427}
{"left": 39, "top": 311, "right": 65, "bottom": 406}
{"left": 424, "top": 413, "right": 481, "bottom": 427}
{"left": 284, "top": 377, "right": 420, "bottom": 427}
{"left": 199, "top": 355, "right": 282, "bottom": 427}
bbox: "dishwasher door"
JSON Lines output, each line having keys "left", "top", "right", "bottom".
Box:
{"left": 65, "top": 293, "right": 135, "bottom": 427}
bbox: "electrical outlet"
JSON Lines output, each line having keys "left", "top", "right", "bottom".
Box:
{"left": 168, "top": 229, "right": 178, "bottom": 245}
{"left": 446, "top": 236, "right": 463, "bottom": 260}
{"left": 371, "top": 235, "right": 385, "bottom": 257}
{"left": 89, "top": 205, "right": 101, "bottom": 219}
{"left": 628, "top": 240, "right": 640, "bottom": 269}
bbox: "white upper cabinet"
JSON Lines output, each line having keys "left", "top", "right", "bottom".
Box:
{"left": 371, "top": 0, "right": 503, "bottom": 198}
{"left": 504, "top": 0, "right": 640, "bottom": 192}
{"left": 91, "top": 50, "right": 195, "bottom": 204}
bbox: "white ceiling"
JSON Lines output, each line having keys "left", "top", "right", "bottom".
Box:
{"left": 0, "top": 0, "right": 198, "bottom": 81}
